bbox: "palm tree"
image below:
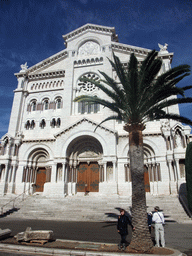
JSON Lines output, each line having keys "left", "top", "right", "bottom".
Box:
{"left": 74, "top": 50, "right": 192, "bottom": 252}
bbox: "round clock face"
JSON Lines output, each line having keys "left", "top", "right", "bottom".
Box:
{"left": 77, "top": 73, "right": 99, "bottom": 92}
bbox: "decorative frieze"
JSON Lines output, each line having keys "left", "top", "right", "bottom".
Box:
{"left": 74, "top": 57, "right": 103, "bottom": 67}
{"left": 28, "top": 70, "right": 65, "bottom": 81}
{"left": 30, "top": 80, "right": 64, "bottom": 91}
{"left": 112, "top": 42, "right": 150, "bottom": 56}
{"left": 63, "top": 23, "right": 118, "bottom": 43}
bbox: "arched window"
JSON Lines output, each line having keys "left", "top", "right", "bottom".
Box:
{"left": 40, "top": 119, "right": 46, "bottom": 129}
{"left": 31, "top": 120, "right": 35, "bottom": 129}
{"left": 56, "top": 98, "right": 62, "bottom": 109}
{"left": 31, "top": 101, "right": 37, "bottom": 111}
{"left": 43, "top": 99, "right": 49, "bottom": 110}
{"left": 25, "top": 120, "right": 30, "bottom": 130}
{"left": 57, "top": 118, "right": 61, "bottom": 127}
{"left": 50, "top": 118, "right": 56, "bottom": 128}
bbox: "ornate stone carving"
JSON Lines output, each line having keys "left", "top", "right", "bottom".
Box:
{"left": 158, "top": 43, "right": 168, "bottom": 53}
{"left": 77, "top": 73, "right": 99, "bottom": 92}
{"left": 79, "top": 41, "right": 100, "bottom": 56}
{"left": 161, "top": 120, "right": 170, "bottom": 131}
{"left": 20, "top": 62, "right": 28, "bottom": 72}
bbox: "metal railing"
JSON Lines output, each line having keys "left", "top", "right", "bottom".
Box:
{"left": 1, "top": 188, "right": 30, "bottom": 216}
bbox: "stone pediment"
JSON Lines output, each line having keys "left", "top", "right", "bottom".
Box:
{"left": 15, "top": 50, "right": 68, "bottom": 78}
{"left": 112, "top": 42, "right": 174, "bottom": 61}
{"left": 54, "top": 118, "right": 117, "bottom": 138}
{"left": 62, "top": 23, "right": 118, "bottom": 45}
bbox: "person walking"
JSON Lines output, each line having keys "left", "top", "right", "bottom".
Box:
{"left": 152, "top": 206, "right": 165, "bottom": 247}
{"left": 117, "top": 209, "right": 135, "bottom": 250}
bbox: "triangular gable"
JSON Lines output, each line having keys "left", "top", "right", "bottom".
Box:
{"left": 62, "top": 23, "right": 118, "bottom": 46}
{"left": 15, "top": 49, "right": 68, "bottom": 78}
{"left": 112, "top": 41, "right": 174, "bottom": 61}
{"left": 54, "top": 117, "right": 117, "bottom": 138}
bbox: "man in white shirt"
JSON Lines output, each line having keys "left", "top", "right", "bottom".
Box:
{"left": 152, "top": 206, "right": 165, "bottom": 247}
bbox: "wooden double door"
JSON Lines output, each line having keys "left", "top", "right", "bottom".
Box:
{"left": 35, "top": 168, "right": 46, "bottom": 192}
{"left": 77, "top": 162, "right": 99, "bottom": 192}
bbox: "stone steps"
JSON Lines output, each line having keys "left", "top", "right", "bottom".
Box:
{"left": 0, "top": 194, "right": 191, "bottom": 223}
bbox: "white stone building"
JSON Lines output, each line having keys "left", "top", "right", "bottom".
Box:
{"left": 0, "top": 24, "right": 190, "bottom": 197}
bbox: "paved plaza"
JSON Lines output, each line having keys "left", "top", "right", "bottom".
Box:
{"left": 0, "top": 218, "right": 191, "bottom": 255}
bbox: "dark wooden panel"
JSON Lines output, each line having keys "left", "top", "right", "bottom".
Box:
{"left": 144, "top": 166, "right": 150, "bottom": 192}
{"left": 36, "top": 168, "right": 46, "bottom": 192}
{"left": 77, "top": 162, "right": 99, "bottom": 192}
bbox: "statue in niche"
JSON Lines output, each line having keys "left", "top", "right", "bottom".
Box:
{"left": 79, "top": 41, "right": 100, "bottom": 56}
{"left": 175, "top": 130, "right": 182, "bottom": 148}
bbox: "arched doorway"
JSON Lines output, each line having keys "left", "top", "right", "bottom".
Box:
{"left": 25, "top": 148, "right": 51, "bottom": 193}
{"left": 66, "top": 135, "right": 103, "bottom": 193}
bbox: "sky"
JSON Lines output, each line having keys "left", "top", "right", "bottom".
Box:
{"left": 0, "top": 0, "right": 192, "bottom": 138}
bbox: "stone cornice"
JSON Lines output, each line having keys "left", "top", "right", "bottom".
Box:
{"left": 54, "top": 117, "right": 117, "bottom": 138}
{"left": 22, "top": 138, "right": 55, "bottom": 143}
{"left": 119, "top": 132, "right": 162, "bottom": 137}
{"left": 62, "top": 23, "right": 118, "bottom": 44}
{"left": 14, "top": 50, "right": 68, "bottom": 78}
{"left": 28, "top": 70, "right": 65, "bottom": 81}
{"left": 112, "top": 42, "right": 174, "bottom": 62}
{"left": 112, "top": 42, "right": 151, "bottom": 56}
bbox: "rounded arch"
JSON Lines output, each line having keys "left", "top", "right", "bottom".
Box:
{"left": 75, "top": 36, "right": 103, "bottom": 50}
{"left": 121, "top": 137, "right": 160, "bottom": 158}
{"left": 27, "top": 96, "right": 38, "bottom": 105}
{"left": 21, "top": 143, "right": 54, "bottom": 161}
{"left": 27, "top": 147, "right": 50, "bottom": 167}
{"left": 66, "top": 135, "right": 103, "bottom": 162}
{"left": 60, "top": 131, "right": 109, "bottom": 158}
{"left": 143, "top": 143, "right": 156, "bottom": 163}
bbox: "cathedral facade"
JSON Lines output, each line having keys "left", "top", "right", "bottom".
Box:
{"left": 0, "top": 24, "right": 190, "bottom": 197}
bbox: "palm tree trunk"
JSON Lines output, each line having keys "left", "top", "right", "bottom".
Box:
{"left": 124, "top": 124, "right": 153, "bottom": 252}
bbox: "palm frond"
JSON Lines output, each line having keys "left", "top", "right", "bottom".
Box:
{"left": 74, "top": 95, "right": 123, "bottom": 115}
{"left": 93, "top": 115, "right": 123, "bottom": 132}
{"left": 157, "top": 113, "right": 192, "bottom": 126}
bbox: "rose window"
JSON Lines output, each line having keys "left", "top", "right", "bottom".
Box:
{"left": 77, "top": 73, "right": 99, "bottom": 92}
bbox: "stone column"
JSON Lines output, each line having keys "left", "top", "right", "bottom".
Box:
{"left": 62, "top": 160, "right": 66, "bottom": 182}
{"left": 103, "top": 162, "right": 107, "bottom": 182}
{"left": 63, "top": 162, "right": 68, "bottom": 195}
{"left": 51, "top": 164, "right": 57, "bottom": 183}
{"left": 167, "top": 160, "right": 177, "bottom": 194}
{"left": 175, "top": 159, "right": 181, "bottom": 180}
{"left": 113, "top": 161, "right": 116, "bottom": 182}
{"left": 4, "top": 163, "right": 10, "bottom": 195}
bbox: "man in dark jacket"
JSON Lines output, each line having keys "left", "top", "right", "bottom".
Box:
{"left": 117, "top": 209, "right": 135, "bottom": 250}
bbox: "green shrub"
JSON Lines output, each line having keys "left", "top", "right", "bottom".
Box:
{"left": 185, "top": 142, "right": 192, "bottom": 212}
